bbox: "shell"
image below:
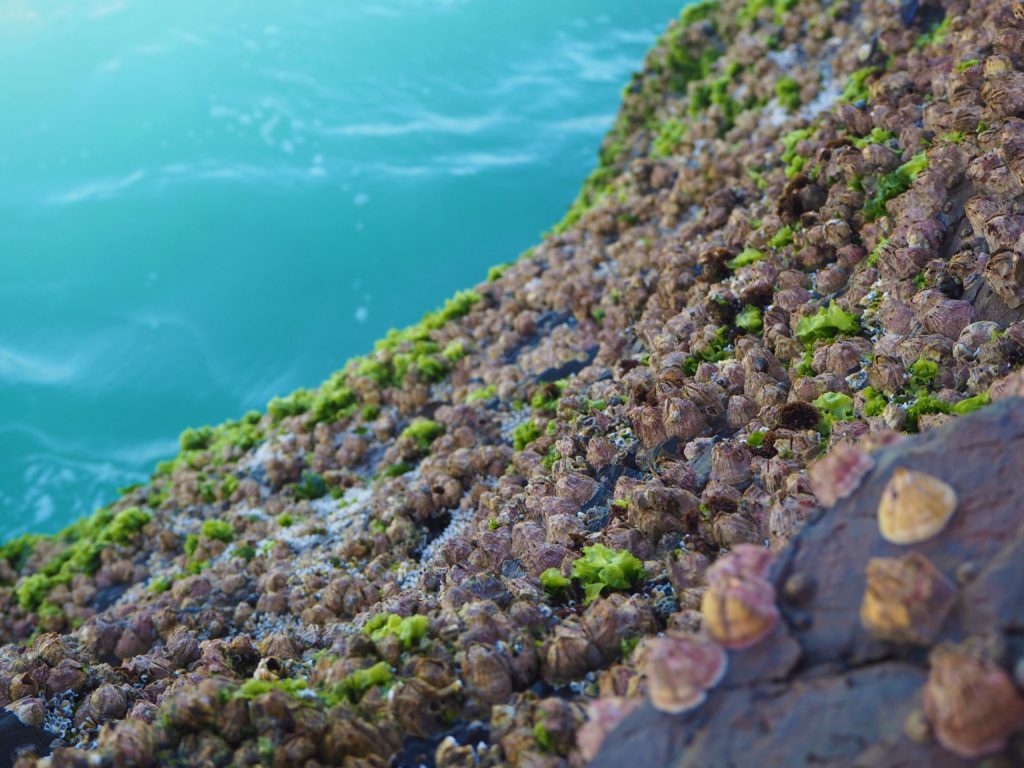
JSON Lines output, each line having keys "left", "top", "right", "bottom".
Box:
{"left": 577, "top": 697, "right": 642, "bottom": 762}
{"left": 627, "top": 482, "right": 700, "bottom": 541}
{"left": 82, "top": 683, "right": 128, "bottom": 724}
{"left": 458, "top": 644, "right": 513, "bottom": 707}
{"left": 643, "top": 635, "right": 728, "bottom": 714}
{"left": 96, "top": 720, "right": 157, "bottom": 768}
{"left": 583, "top": 595, "right": 658, "bottom": 665}
{"left": 877, "top": 468, "right": 957, "bottom": 544}
{"left": 539, "top": 621, "right": 602, "bottom": 686}
{"left": 859, "top": 552, "right": 956, "bottom": 645}
{"left": 5, "top": 698, "right": 45, "bottom": 728}
{"left": 923, "top": 644, "right": 1024, "bottom": 758}
{"left": 165, "top": 626, "right": 200, "bottom": 669}
{"left": 710, "top": 511, "right": 760, "bottom": 548}
{"left": 701, "top": 548, "right": 780, "bottom": 649}
{"left": 983, "top": 249, "right": 1024, "bottom": 309}
{"left": 910, "top": 290, "right": 975, "bottom": 340}
{"left": 808, "top": 444, "right": 875, "bottom": 508}
{"left": 710, "top": 443, "right": 753, "bottom": 487}
{"left": 721, "top": 543, "right": 776, "bottom": 581}
{"left": 662, "top": 397, "right": 708, "bottom": 442}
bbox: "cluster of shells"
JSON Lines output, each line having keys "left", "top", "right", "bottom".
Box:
{"left": 1, "top": 0, "right": 1024, "bottom": 765}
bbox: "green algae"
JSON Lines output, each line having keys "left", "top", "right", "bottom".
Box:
{"left": 775, "top": 76, "right": 801, "bottom": 111}
{"left": 746, "top": 429, "right": 767, "bottom": 447}
{"left": 540, "top": 567, "right": 571, "bottom": 593}
{"left": 915, "top": 16, "right": 951, "bottom": 49}
{"left": 767, "top": 224, "right": 794, "bottom": 248}
{"left": 232, "top": 678, "right": 311, "bottom": 700}
{"left": 0, "top": 534, "right": 42, "bottom": 572}
{"left": 541, "top": 446, "right": 561, "bottom": 471}
{"left": 14, "top": 505, "right": 155, "bottom": 610}
{"left": 727, "top": 247, "right": 764, "bottom": 269}
{"left": 269, "top": 390, "right": 314, "bottom": 422}
{"left": 513, "top": 420, "right": 542, "bottom": 451}
{"left": 380, "top": 462, "right": 413, "bottom": 478}
{"left": 571, "top": 543, "right": 646, "bottom": 604}
{"left": 442, "top": 340, "right": 466, "bottom": 362}
{"left": 688, "top": 60, "right": 747, "bottom": 134}
{"left": 363, "top": 613, "right": 429, "bottom": 649}
{"left": 795, "top": 302, "right": 860, "bottom": 345}
{"left": 552, "top": 0, "right": 725, "bottom": 234}
{"left": 840, "top": 66, "right": 881, "bottom": 104}
{"left": 15, "top": 574, "right": 54, "bottom": 611}
{"left": 908, "top": 358, "right": 939, "bottom": 387}
{"left": 851, "top": 127, "right": 895, "bottom": 149}
{"left": 466, "top": 385, "right": 497, "bottom": 404}
{"left": 534, "top": 722, "right": 554, "bottom": 753}
{"left": 651, "top": 117, "right": 688, "bottom": 158}
{"left": 735, "top": 305, "right": 763, "bottom": 334}
{"left": 863, "top": 151, "right": 929, "bottom": 221}
{"left": 862, "top": 386, "right": 888, "bottom": 417}
{"left": 334, "top": 661, "right": 394, "bottom": 703}
{"left": 487, "top": 263, "right": 510, "bottom": 282}
{"left": 400, "top": 419, "right": 445, "bottom": 453}
{"left": 812, "top": 392, "right": 854, "bottom": 434}
{"left": 200, "top": 519, "right": 234, "bottom": 543}
{"left": 867, "top": 237, "right": 888, "bottom": 266}
{"left": 781, "top": 127, "right": 813, "bottom": 176}
{"left": 680, "top": 0, "right": 718, "bottom": 26}
{"left": 683, "top": 326, "right": 732, "bottom": 375}
{"left": 294, "top": 470, "right": 328, "bottom": 500}
{"left": 530, "top": 382, "right": 565, "bottom": 414}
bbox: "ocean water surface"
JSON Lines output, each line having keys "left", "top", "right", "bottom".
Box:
{"left": 0, "top": 0, "right": 681, "bottom": 540}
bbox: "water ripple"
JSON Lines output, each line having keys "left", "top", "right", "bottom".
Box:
{"left": 0, "top": 349, "right": 76, "bottom": 386}
{"left": 48, "top": 169, "right": 145, "bottom": 205}
{"left": 318, "top": 112, "right": 503, "bottom": 138}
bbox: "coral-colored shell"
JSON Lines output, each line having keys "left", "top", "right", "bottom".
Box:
{"left": 808, "top": 443, "right": 875, "bottom": 508}
{"left": 877, "top": 468, "right": 957, "bottom": 544}
{"left": 700, "top": 579, "right": 779, "bottom": 649}
{"left": 643, "top": 635, "right": 728, "bottom": 714}
{"left": 716, "top": 543, "right": 777, "bottom": 581}
{"left": 859, "top": 552, "right": 956, "bottom": 645}
{"left": 577, "top": 697, "right": 642, "bottom": 762}
{"left": 701, "top": 549, "right": 780, "bottom": 650}
{"left": 923, "top": 644, "right": 1024, "bottom": 758}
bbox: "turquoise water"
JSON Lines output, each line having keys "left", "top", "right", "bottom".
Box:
{"left": 0, "top": 0, "right": 680, "bottom": 540}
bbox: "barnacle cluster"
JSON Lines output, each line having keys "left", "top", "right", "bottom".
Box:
{"left": 2, "top": 0, "right": 1024, "bottom": 765}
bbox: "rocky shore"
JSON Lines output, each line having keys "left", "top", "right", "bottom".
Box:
{"left": 4, "top": 0, "right": 1024, "bottom": 765}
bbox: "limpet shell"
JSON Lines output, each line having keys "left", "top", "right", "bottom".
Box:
{"left": 701, "top": 549, "right": 780, "bottom": 650}
{"left": 643, "top": 635, "right": 727, "bottom": 714}
{"left": 808, "top": 443, "right": 875, "bottom": 508}
{"left": 877, "top": 468, "right": 957, "bottom": 544}
{"left": 860, "top": 552, "right": 956, "bottom": 645}
{"left": 923, "top": 643, "right": 1024, "bottom": 758}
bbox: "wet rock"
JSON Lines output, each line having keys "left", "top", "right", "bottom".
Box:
{"left": 593, "top": 400, "right": 1024, "bottom": 767}
{"left": 0, "top": 711, "right": 53, "bottom": 767}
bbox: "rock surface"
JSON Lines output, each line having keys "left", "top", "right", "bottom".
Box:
{"left": 594, "top": 397, "right": 1024, "bottom": 767}
{"left": 1, "top": 0, "right": 1024, "bottom": 765}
